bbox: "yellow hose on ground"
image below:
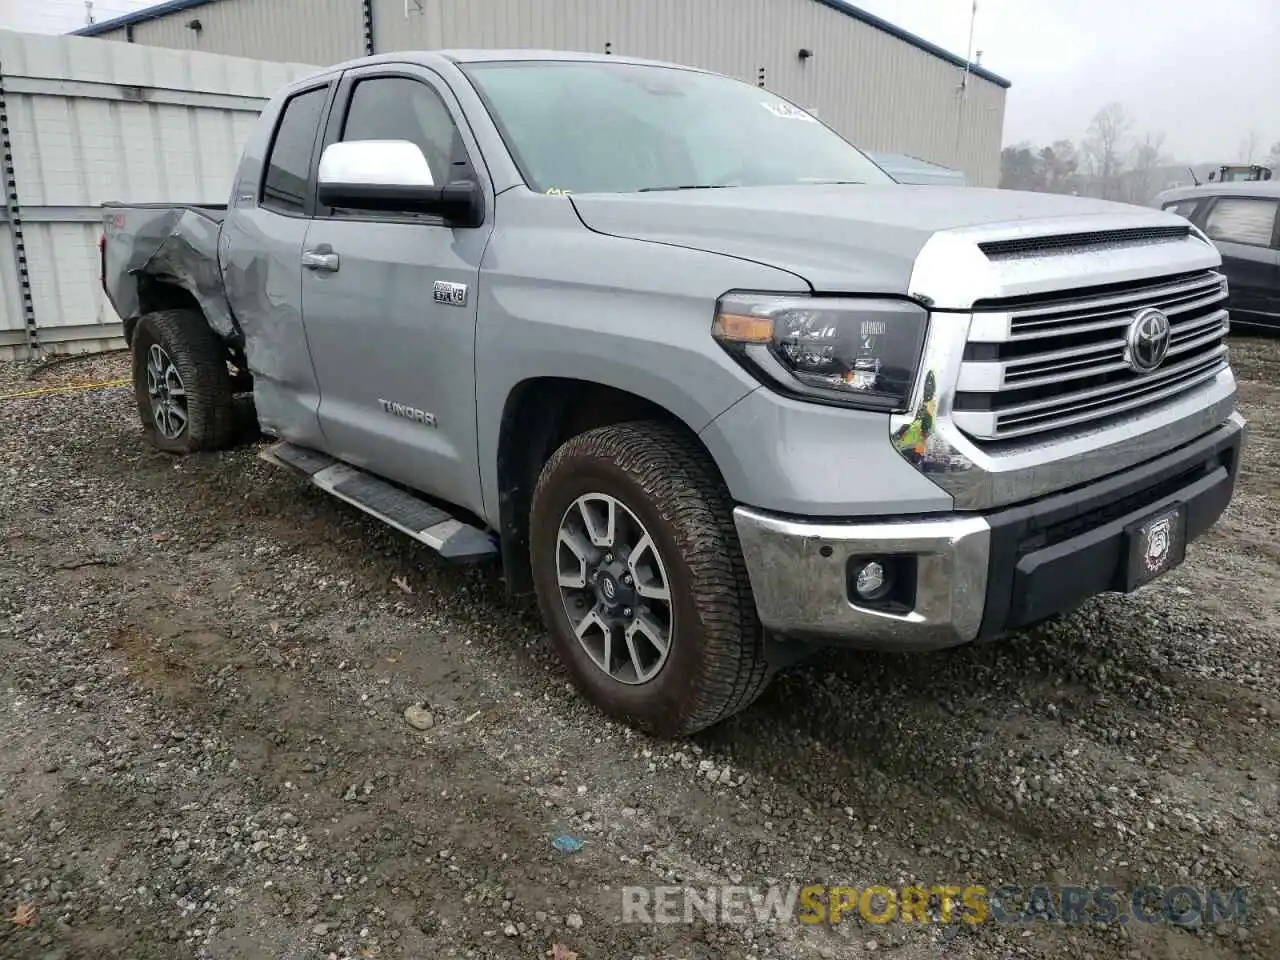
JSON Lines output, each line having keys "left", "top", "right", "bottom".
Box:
{"left": 0, "top": 378, "right": 131, "bottom": 402}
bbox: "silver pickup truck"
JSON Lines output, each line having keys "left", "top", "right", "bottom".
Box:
{"left": 101, "top": 50, "right": 1245, "bottom": 736}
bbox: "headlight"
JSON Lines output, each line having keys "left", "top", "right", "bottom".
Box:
{"left": 712, "top": 294, "right": 928, "bottom": 412}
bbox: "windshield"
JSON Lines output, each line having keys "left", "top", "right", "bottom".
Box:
{"left": 462, "top": 60, "right": 894, "bottom": 195}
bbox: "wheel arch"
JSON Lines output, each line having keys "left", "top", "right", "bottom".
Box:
{"left": 125, "top": 279, "right": 203, "bottom": 345}
{"left": 494, "top": 377, "right": 727, "bottom": 595}
{"left": 130, "top": 280, "right": 248, "bottom": 382}
{"left": 128, "top": 275, "right": 242, "bottom": 355}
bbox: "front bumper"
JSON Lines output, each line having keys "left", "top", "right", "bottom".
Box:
{"left": 734, "top": 413, "right": 1245, "bottom": 652}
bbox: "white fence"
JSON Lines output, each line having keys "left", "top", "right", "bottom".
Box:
{"left": 0, "top": 31, "right": 316, "bottom": 360}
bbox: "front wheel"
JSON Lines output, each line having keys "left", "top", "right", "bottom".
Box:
{"left": 529, "top": 421, "right": 770, "bottom": 736}
{"left": 131, "top": 309, "right": 235, "bottom": 454}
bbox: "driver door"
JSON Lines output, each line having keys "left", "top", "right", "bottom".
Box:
{"left": 299, "top": 65, "right": 494, "bottom": 518}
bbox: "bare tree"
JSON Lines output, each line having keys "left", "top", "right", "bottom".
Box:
{"left": 1082, "top": 103, "right": 1133, "bottom": 199}
{"left": 1000, "top": 143, "right": 1043, "bottom": 191}
{"left": 1126, "top": 131, "right": 1169, "bottom": 204}
{"left": 1270, "top": 141, "right": 1280, "bottom": 170}
{"left": 1039, "top": 139, "right": 1080, "bottom": 193}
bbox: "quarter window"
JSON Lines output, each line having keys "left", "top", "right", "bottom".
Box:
{"left": 1204, "top": 198, "right": 1278, "bottom": 246}
{"left": 261, "top": 87, "right": 328, "bottom": 214}
{"left": 1162, "top": 199, "right": 1199, "bottom": 219}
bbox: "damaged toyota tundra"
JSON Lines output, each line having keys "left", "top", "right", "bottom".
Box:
{"left": 101, "top": 51, "right": 1246, "bottom": 736}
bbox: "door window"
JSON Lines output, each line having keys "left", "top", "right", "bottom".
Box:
{"left": 261, "top": 87, "right": 328, "bottom": 214}
{"left": 340, "top": 77, "right": 467, "bottom": 189}
{"left": 1204, "top": 198, "right": 1279, "bottom": 247}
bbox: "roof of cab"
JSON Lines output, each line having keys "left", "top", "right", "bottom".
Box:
{"left": 1156, "top": 180, "right": 1280, "bottom": 205}
{"left": 325, "top": 48, "right": 696, "bottom": 72}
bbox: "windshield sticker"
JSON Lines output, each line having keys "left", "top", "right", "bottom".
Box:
{"left": 546, "top": 187, "right": 572, "bottom": 196}
{"left": 762, "top": 102, "right": 817, "bottom": 122}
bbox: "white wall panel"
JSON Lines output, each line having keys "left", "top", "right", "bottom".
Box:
{"left": 0, "top": 29, "right": 318, "bottom": 356}
{"left": 0, "top": 225, "right": 24, "bottom": 356}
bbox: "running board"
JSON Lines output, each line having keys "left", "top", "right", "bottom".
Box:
{"left": 260, "top": 441, "right": 499, "bottom": 562}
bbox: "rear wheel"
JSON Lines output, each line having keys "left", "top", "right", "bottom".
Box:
{"left": 131, "top": 309, "right": 235, "bottom": 454}
{"left": 529, "top": 421, "right": 770, "bottom": 736}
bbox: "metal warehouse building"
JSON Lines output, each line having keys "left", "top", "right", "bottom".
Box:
{"left": 74, "top": 0, "right": 1010, "bottom": 186}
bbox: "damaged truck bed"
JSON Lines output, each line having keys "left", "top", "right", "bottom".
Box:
{"left": 103, "top": 204, "right": 237, "bottom": 341}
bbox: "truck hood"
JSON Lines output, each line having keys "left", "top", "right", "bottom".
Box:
{"left": 570, "top": 184, "right": 1181, "bottom": 294}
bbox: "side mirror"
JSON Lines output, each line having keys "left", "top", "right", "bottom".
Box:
{"left": 316, "top": 140, "right": 482, "bottom": 225}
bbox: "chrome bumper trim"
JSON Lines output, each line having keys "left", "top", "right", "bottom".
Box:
{"left": 733, "top": 507, "right": 991, "bottom": 651}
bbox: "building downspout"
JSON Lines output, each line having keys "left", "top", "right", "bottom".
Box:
{"left": 361, "top": 0, "right": 375, "bottom": 56}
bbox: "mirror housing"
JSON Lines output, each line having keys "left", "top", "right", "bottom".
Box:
{"left": 316, "top": 140, "right": 483, "bottom": 225}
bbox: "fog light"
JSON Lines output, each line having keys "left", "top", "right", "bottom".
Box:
{"left": 853, "top": 560, "right": 893, "bottom": 601}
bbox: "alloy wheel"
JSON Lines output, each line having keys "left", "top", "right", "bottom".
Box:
{"left": 145, "top": 343, "right": 188, "bottom": 440}
{"left": 555, "top": 492, "right": 674, "bottom": 685}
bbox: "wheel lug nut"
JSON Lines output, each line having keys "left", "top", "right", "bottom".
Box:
{"left": 623, "top": 607, "right": 633, "bottom": 618}
{"left": 604, "top": 553, "right": 614, "bottom": 564}
{"left": 622, "top": 574, "right": 633, "bottom": 586}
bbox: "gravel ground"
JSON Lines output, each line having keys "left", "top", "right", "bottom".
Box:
{"left": 1, "top": 339, "right": 1277, "bottom": 960}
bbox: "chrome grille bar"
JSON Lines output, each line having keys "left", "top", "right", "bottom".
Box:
{"left": 967, "top": 271, "right": 1226, "bottom": 342}
{"left": 954, "top": 349, "right": 1229, "bottom": 439}
{"left": 958, "top": 309, "right": 1229, "bottom": 393}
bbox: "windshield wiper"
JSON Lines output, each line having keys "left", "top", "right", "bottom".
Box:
{"left": 637, "top": 184, "right": 733, "bottom": 192}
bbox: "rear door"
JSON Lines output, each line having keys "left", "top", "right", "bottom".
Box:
{"left": 1199, "top": 195, "right": 1280, "bottom": 327}
{"left": 299, "top": 64, "right": 494, "bottom": 517}
{"left": 220, "top": 81, "right": 332, "bottom": 446}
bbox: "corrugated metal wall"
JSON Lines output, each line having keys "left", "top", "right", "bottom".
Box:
{"left": 371, "top": 0, "right": 1004, "bottom": 185}
{"left": 0, "top": 30, "right": 317, "bottom": 359}
{"left": 127, "top": 0, "right": 363, "bottom": 65}
{"left": 89, "top": 0, "right": 1006, "bottom": 186}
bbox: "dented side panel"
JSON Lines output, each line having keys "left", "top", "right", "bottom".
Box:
{"left": 101, "top": 199, "right": 328, "bottom": 449}
{"left": 219, "top": 206, "right": 327, "bottom": 449}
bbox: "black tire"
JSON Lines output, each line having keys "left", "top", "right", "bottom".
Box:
{"left": 131, "top": 309, "right": 235, "bottom": 454}
{"left": 529, "top": 421, "right": 770, "bottom": 737}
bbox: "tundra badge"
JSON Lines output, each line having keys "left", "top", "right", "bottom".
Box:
{"left": 378, "top": 399, "right": 437, "bottom": 427}
{"left": 433, "top": 280, "right": 468, "bottom": 307}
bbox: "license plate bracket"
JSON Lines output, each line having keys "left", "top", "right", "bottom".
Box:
{"left": 1124, "top": 504, "right": 1187, "bottom": 591}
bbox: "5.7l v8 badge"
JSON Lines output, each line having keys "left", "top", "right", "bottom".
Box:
{"left": 433, "top": 280, "right": 468, "bottom": 307}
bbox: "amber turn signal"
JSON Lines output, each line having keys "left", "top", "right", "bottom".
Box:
{"left": 712, "top": 312, "right": 774, "bottom": 344}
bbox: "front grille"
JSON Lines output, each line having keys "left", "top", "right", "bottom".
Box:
{"left": 954, "top": 269, "right": 1229, "bottom": 441}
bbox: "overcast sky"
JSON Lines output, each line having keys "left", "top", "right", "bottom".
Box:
{"left": 854, "top": 0, "right": 1280, "bottom": 164}
{"left": 4, "top": 0, "right": 1278, "bottom": 163}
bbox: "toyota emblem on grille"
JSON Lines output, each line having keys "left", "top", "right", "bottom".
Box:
{"left": 1125, "top": 308, "right": 1172, "bottom": 373}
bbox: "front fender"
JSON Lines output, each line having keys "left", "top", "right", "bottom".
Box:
{"left": 475, "top": 190, "right": 807, "bottom": 527}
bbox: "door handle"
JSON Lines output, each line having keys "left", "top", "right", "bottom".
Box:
{"left": 302, "top": 249, "right": 340, "bottom": 272}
